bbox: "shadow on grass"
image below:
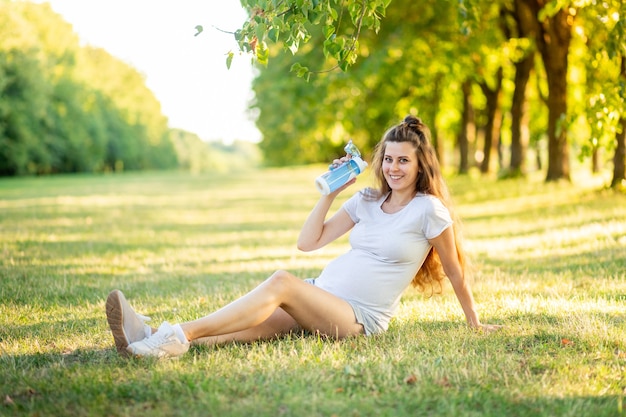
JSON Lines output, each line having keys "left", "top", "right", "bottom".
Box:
{"left": 0, "top": 347, "right": 121, "bottom": 370}
{"left": 10, "top": 222, "right": 300, "bottom": 253}
{"left": 1, "top": 328, "right": 622, "bottom": 417}
{"left": 480, "top": 245, "right": 626, "bottom": 278}
{"left": 0, "top": 262, "right": 326, "bottom": 309}
{"left": 5, "top": 312, "right": 623, "bottom": 367}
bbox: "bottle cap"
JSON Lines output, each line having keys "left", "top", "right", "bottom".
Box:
{"left": 344, "top": 140, "right": 361, "bottom": 158}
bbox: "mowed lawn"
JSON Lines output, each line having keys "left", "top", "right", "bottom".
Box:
{"left": 1, "top": 167, "right": 625, "bottom": 417}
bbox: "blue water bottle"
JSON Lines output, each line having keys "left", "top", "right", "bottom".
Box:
{"left": 315, "top": 140, "right": 368, "bottom": 195}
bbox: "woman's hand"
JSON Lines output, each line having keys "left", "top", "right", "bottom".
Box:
{"left": 326, "top": 155, "right": 357, "bottom": 197}
{"left": 328, "top": 155, "right": 352, "bottom": 170}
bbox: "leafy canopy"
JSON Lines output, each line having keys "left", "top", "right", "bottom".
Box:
{"left": 231, "top": 0, "right": 392, "bottom": 80}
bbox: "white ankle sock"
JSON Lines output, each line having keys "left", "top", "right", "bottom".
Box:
{"left": 171, "top": 323, "right": 188, "bottom": 343}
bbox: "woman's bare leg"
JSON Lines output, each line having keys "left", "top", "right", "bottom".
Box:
{"left": 181, "top": 270, "right": 363, "bottom": 341}
{"left": 192, "top": 307, "right": 299, "bottom": 346}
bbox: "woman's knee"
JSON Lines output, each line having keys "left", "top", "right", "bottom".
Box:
{"left": 264, "top": 270, "right": 298, "bottom": 296}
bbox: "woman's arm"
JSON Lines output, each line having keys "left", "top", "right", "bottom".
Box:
{"left": 297, "top": 179, "right": 356, "bottom": 252}
{"left": 429, "top": 227, "right": 502, "bottom": 331}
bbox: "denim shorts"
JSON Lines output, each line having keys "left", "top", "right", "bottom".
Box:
{"left": 303, "top": 278, "right": 384, "bottom": 336}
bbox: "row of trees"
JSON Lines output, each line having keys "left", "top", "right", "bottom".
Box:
{"left": 235, "top": 0, "right": 625, "bottom": 187}
{"left": 0, "top": 1, "right": 260, "bottom": 176}
{"left": 4, "top": 0, "right": 623, "bottom": 185}
{"left": 0, "top": 1, "right": 181, "bottom": 175}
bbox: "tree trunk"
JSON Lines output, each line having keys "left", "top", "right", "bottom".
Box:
{"left": 510, "top": 55, "right": 534, "bottom": 176}
{"left": 612, "top": 117, "right": 626, "bottom": 188}
{"left": 518, "top": 0, "right": 572, "bottom": 182}
{"left": 425, "top": 73, "right": 445, "bottom": 166}
{"left": 497, "top": 110, "right": 505, "bottom": 171}
{"left": 612, "top": 57, "right": 626, "bottom": 189}
{"left": 458, "top": 79, "right": 475, "bottom": 174}
{"left": 504, "top": 1, "right": 535, "bottom": 177}
{"left": 535, "top": 142, "right": 543, "bottom": 171}
{"left": 479, "top": 67, "right": 503, "bottom": 174}
{"left": 538, "top": 6, "right": 572, "bottom": 181}
{"left": 591, "top": 147, "right": 600, "bottom": 173}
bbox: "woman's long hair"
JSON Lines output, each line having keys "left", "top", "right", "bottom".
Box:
{"left": 367, "top": 115, "right": 468, "bottom": 293}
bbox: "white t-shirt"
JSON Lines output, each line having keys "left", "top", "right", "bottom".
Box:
{"left": 314, "top": 189, "right": 453, "bottom": 332}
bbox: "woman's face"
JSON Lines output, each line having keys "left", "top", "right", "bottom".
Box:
{"left": 382, "top": 141, "right": 419, "bottom": 194}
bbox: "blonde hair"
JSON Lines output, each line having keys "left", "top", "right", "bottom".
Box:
{"left": 367, "top": 115, "right": 468, "bottom": 293}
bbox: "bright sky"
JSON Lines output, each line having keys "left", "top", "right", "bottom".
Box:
{"left": 41, "top": 0, "right": 261, "bottom": 143}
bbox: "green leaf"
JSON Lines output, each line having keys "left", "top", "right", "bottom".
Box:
{"left": 323, "top": 38, "right": 341, "bottom": 59}
{"left": 268, "top": 27, "right": 280, "bottom": 43}
{"left": 255, "top": 22, "right": 267, "bottom": 41}
{"left": 194, "top": 25, "right": 203, "bottom": 37}
{"left": 307, "top": 10, "right": 322, "bottom": 24}
{"left": 323, "top": 25, "right": 335, "bottom": 40}
{"left": 287, "top": 39, "right": 300, "bottom": 55}
{"left": 289, "top": 62, "right": 311, "bottom": 81}
{"left": 290, "top": 62, "right": 303, "bottom": 73}
{"left": 226, "top": 52, "right": 234, "bottom": 69}
{"left": 256, "top": 42, "right": 270, "bottom": 66}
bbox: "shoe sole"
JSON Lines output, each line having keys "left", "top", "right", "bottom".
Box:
{"left": 106, "top": 290, "right": 130, "bottom": 357}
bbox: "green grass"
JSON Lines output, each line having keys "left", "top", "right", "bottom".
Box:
{"left": 1, "top": 167, "right": 625, "bottom": 417}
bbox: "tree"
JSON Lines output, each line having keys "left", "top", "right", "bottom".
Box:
{"left": 0, "top": 49, "right": 50, "bottom": 175}
{"left": 499, "top": 1, "right": 571, "bottom": 182}
{"left": 614, "top": 57, "right": 626, "bottom": 189}
{"left": 500, "top": 0, "right": 536, "bottom": 177}
{"left": 241, "top": 0, "right": 523, "bottom": 176}
{"left": 233, "top": 0, "right": 393, "bottom": 78}
{"left": 457, "top": 80, "right": 476, "bottom": 174}
{"left": 240, "top": 0, "right": 624, "bottom": 186}
{"left": 250, "top": 0, "right": 475, "bottom": 166}
{"left": 0, "top": 1, "right": 179, "bottom": 175}
{"left": 478, "top": 67, "right": 504, "bottom": 174}
{"left": 578, "top": 0, "right": 625, "bottom": 189}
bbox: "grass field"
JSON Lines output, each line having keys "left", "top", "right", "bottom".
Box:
{"left": 1, "top": 167, "right": 625, "bottom": 417}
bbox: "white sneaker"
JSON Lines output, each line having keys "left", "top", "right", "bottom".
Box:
{"left": 127, "top": 321, "right": 190, "bottom": 358}
{"left": 106, "top": 290, "right": 152, "bottom": 356}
